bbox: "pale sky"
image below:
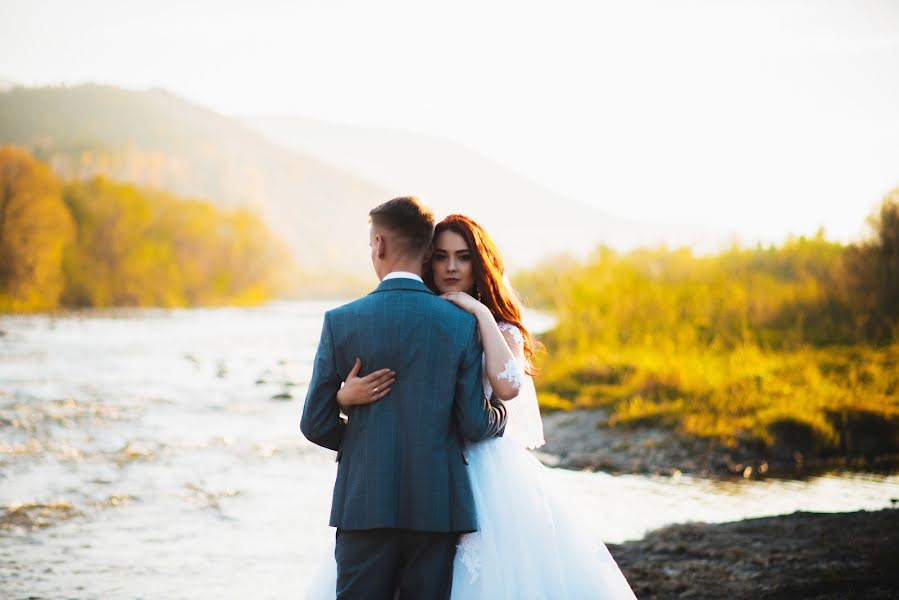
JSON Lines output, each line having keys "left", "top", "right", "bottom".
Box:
{"left": 2, "top": 0, "right": 898, "bottom": 246}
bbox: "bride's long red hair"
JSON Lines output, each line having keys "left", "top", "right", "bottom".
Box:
{"left": 424, "top": 214, "right": 538, "bottom": 371}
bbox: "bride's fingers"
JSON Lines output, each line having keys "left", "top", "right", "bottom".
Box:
{"left": 359, "top": 369, "right": 396, "bottom": 387}
{"left": 368, "top": 373, "right": 395, "bottom": 389}
{"left": 441, "top": 293, "right": 467, "bottom": 307}
{"left": 346, "top": 358, "right": 362, "bottom": 380}
{"left": 368, "top": 376, "right": 395, "bottom": 393}
{"left": 371, "top": 385, "right": 392, "bottom": 402}
{"left": 360, "top": 368, "right": 394, "bottom": 383}
{"left": 360, "top": 377, "right": 394, "bottom": 403}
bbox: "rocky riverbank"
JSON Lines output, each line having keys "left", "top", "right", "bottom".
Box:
{"left": 608, "top": 509, "right": 899, "bottom": 599}
{"left": 538, "top": 409, "right": 899, "bottom": 478}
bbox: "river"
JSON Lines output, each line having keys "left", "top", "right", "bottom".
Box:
{"left": 1, "top": 301, "right": 897, "bottom": 599}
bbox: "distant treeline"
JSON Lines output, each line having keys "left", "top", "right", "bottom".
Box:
{"left": 518, "top": 192, "right": 899, "bottom": 350}
{"left": 515, "top": 191, "right": 899, "bottom": 457}
{"left": 0, "top": 146, "right": 295, "bottom": 312}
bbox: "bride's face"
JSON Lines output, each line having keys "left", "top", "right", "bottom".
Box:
{"left": 432, "top": 230, "right": 475, "bottom": 295}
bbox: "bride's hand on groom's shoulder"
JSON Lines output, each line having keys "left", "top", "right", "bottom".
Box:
{"left": 336, "top": 358, "right": 395, "bottom": 408}
{"left": 440, "top": 292, "right": 486, "bottom": 316}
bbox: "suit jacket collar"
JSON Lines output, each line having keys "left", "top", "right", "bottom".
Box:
{"left": 370, "top": 277, "right": 434, "bottom": 295}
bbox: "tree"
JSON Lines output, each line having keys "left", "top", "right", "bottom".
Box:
{"left": 61, "top": 177, "right": 183, "bottom": 307}
{"left": 847, "top": 189, "right": 899, "bottom": 342}
{"left": 0, "top": 146, "right": 74, "bottom": 311}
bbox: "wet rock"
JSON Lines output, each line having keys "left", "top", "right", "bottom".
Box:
{"left": 113, "top": 443, "right": 154, "bottom": 464}
{"left": 0, "top": 501, "right": 80, "bottom": 531}
{"left": 184, "top": 482, "right": 240, "bottom": 511}
{"left": 609, "top": 509, "right": 899, "bottom": 599}
{"left": 95, "top": 494, "right": 137, "bottom": 509}
{"left": 833, "top": 410, "right": 899, "bottom": 456}
{"left": 540, "top": 408, "right": 899, "bottom": 478}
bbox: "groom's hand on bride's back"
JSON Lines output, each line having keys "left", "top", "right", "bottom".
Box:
{"left": 336, "top": 358, "right": 395, "bottom": 408}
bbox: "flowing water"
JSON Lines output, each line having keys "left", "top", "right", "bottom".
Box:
{"left": 1, "top": 302, "right": 897, "bottom": 599}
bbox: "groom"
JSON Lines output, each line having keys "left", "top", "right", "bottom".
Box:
{"left": 301, "top": 196, "right": 507, "bottom": 599}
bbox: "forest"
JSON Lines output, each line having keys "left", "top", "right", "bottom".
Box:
{"left": 0, "top": 146, "right": 294, "bottom": 312}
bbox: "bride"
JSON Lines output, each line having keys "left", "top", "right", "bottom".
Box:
{"left": 306, "top": 214, "right": 636, "bottom": 599}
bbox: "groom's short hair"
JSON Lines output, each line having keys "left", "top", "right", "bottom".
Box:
{"left": 369, "top": 196, "right": 435, "bottom": 257}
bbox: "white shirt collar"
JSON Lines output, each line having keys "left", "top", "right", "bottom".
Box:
{"left": 383, "top": 271, "right": 424, "bottom": 283}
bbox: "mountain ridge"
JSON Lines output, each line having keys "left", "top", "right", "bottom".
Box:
{"left": 0, "top": 84, "right": 388, "bottom": 273}
{"left": 0, "top": 83, "right": 719, "bottom": 278}
{"left": 241, "top": 114, "right": 641, "bottom": 269}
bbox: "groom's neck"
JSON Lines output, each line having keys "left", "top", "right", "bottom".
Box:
{"left": 380, "top": 257, "right": 423, "bottom": 279}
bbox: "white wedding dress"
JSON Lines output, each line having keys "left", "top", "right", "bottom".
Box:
{"left": 306, "top": 323, "right": 636, "bottom": 599}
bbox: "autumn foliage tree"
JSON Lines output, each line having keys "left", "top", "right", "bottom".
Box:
{"left": 841, "top": 189, "right": 899, "bottom": 343}
{"left": 0, "top": 146, "right": 74, "bottom": 311}
{"left": 0, "top": 147, "right": 295, "bottom": 312}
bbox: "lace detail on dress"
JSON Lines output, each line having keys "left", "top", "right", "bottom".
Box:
{"left": 457, "top": 532, "right": 482, "bottom": 583}
{"left": 498, "top": 321, "right": 524, "bottom": 345}
{"left": 498, "top": 357, "right": 524, "bottom": 390}
{"left": 481, "top": 321, "right": 546, "bottom": 450}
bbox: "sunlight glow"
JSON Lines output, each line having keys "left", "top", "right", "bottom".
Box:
{"left": 1, "top": 0, "right": 897, "bottom": 247}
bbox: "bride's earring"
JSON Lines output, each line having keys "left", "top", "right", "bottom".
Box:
{"left": 475, "top": 283, "right": 482, "bottom": 302}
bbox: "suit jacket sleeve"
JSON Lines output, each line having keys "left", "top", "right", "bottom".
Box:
{"left": 300, "top": 311, "right": 345, "bottom": 451}
{"left": 454, "top": 317, "right": 508, "bottom": 442}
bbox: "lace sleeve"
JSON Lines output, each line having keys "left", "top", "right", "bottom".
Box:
{"left": 497, "top": 322, "right": 526, "bottom": 390}
{"left": 492, "top": 322, "right": 545, "bottom": 450}
{"left": 498, "top": 321, "right": 525, "bottom": 346}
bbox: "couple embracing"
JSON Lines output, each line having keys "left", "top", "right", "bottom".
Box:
{"left": 301, "top": 196, "right": 635, "bottom": 599}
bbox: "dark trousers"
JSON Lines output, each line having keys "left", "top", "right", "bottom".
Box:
{"left": 335, "top": 528, "right": 459, "bottom": 600}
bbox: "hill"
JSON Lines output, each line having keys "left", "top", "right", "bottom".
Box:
{"left": 1, "top": 83, "right": 714, "bottom": 279}
{"left": 242, "top": 115, "right": 685, "bottom": 270}
{"left": 0, "top": 84, "right": 386, "bottom": 275}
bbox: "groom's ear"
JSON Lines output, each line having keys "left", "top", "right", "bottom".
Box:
{"left": 422, "top": 244, "right": 434, "bottom": 263}
{"left": 374, "top": 233, "right": 387, "bottom": 259}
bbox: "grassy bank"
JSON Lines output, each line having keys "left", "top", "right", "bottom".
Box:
{"left": 536, "top": 343, "right": 899, "bottom": 462}
{"left": 517, "top": 191, "right": 899, "bottom": 467}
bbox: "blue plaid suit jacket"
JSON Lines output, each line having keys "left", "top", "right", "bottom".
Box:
{"left": 300, "top": 277, "right": 507, "bottom": 533}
